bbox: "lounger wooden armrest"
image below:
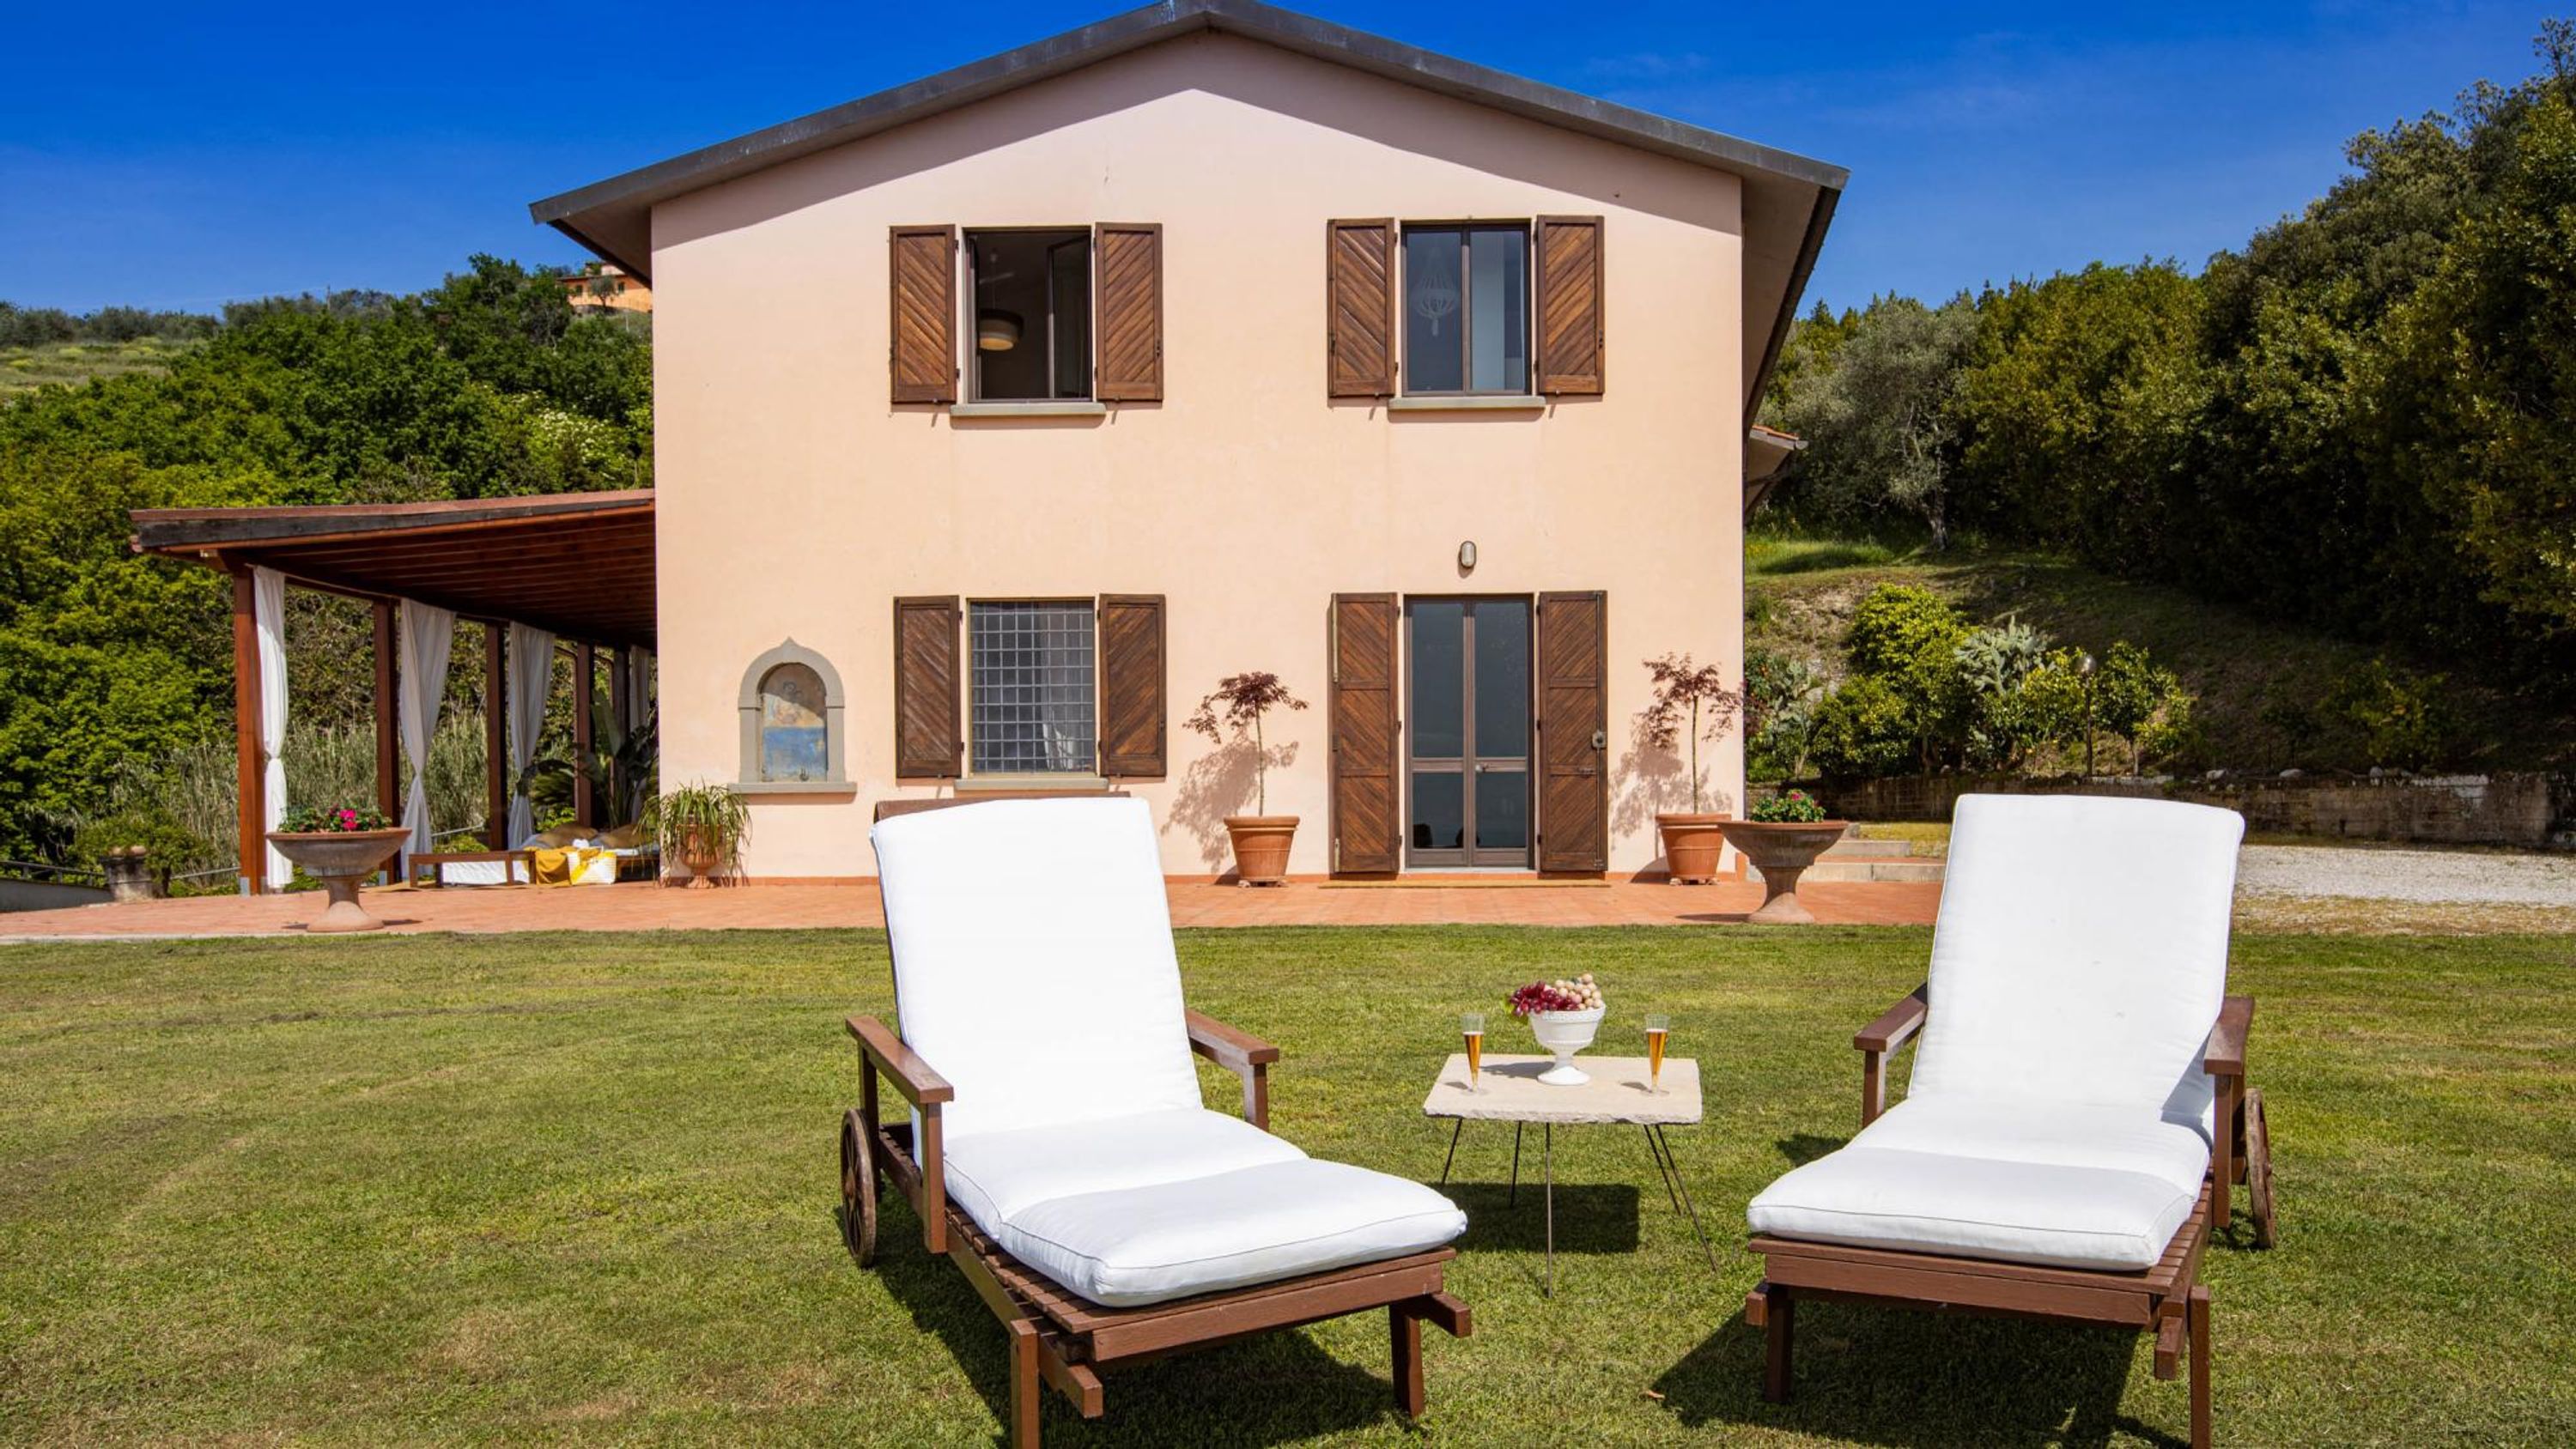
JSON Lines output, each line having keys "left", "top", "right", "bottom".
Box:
{"left": 847, "top": 1015, "right": 954, "bottom": 1104}
{"left": 1853, "top": 985, "right": 1929, "bottom": 1125}
{"left": 2202, "top": 995, "right": 2252, "bottom": 1077}
{"left": 1185, "top": 1009, "right": 1278, "bottom": 1130}
{"left": 847, "top": 1015, "right": 951, "bottom": 1253}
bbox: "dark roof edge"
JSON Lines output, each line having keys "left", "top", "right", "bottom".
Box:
{"left": 527, "top": 0, "right": 1849, "bottom": 236}
{"left": 131, "top": 491, "right": 653, "bottom": 553}
{"left": 1745, "top": 184, "right": 1839, "bottom": 424}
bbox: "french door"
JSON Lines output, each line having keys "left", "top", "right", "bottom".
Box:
{"left": 1406, "top": 597, "right": 1532, "bottom": 867}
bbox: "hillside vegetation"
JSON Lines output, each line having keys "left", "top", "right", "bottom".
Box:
{"left": 1748, "top": 534, "right": 2576, "bottom": 774}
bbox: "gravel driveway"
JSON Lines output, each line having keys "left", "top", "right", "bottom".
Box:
{"left": 2235, "top": 844, "right": 2576, "bottom": 906}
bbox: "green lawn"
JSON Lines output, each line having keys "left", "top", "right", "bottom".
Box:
{"left": 3, "top": 928, "right": 2570, "bottom": 1445}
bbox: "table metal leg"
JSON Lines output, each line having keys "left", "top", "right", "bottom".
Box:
{"left": 1643, "top": 1124, "right": 1683, "bottom": 1211}
{"left": 1438, "top": 1118, "right": 1463, "bottom": 1186}
{"left": 1508, "top": 1121, "right": 1523, "bottom": 1207}
{"left": 1543, "top": 1122, "right": 1555, "bottom": 1298}
{"left": 1652, "top": 1124, "right": 1720, "bottom": 1272}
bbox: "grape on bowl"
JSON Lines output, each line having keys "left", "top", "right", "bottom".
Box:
{"left": 1507, "top": 973, "right": 1606, "bottom": 1084}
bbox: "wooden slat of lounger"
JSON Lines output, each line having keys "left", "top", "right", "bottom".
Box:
{"left": 1750, "top": 1183, "right": 2211, "bottom": 1327}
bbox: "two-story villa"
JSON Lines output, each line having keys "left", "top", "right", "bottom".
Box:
{"left": 530, "top": 0, "right": 1844, "bottom": 881}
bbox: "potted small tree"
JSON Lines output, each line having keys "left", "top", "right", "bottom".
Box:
{"left": 1716, "top": 788, "right": 1851, "bottom": 925}
{"left": 648, "top": 782, "right": 749, "bottom": 888}
{"left": 1640, "top": 654, "right": 1742, "bottom": 884}
{"left": 268, "top": 803, "right": 409, "bottom": 932}
{"left": 1187, "top": 671, "right": 1309, "bottom": 886}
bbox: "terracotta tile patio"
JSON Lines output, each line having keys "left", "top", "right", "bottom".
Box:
{"left": 0, "top": 877, "right": 1938, "bottom": 940}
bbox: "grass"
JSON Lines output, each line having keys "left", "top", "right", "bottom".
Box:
{"left": 0, "top": 337, "right": 198, "bottom": 398}
{"left": 2, "top": 927, "right": 2571, "bottom": 1445}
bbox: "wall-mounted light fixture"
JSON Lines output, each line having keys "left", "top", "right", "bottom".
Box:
{"left": 1458, "top": 540, "right": 1478, "bottom": 573}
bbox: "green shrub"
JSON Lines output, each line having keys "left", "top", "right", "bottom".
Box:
{"left": 2326, "top": 658, "right": 2454, "bottom": 770}
{"left": 1807, "top": 675, "right": 1916, "bottom": 777}
{"left": 1751, "top": 789, "right": 1828, "bottom": 822}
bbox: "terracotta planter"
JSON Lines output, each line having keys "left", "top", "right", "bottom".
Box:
{"left": 1222, "top": 815, "right": 1298, "bottom": 886}
{"left": 676, "top": 825, "right": 726, "bottom": 889}
{"left": 1714, "top": 819, "right": 1851, "bottom": 925}
{"left": 266, "top": 828, "right": 410, "bottom": 932}
{"left": 1656, "top": 812, "right": 1731, "bottom": 885}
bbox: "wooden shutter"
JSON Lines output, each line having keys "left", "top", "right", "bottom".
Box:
{"left": 892, "top": 596, "right": 960, "bottom": 778}
{"left": 1534, "top": 216, "right": 1605, "bottom": 396}
{"left": 1535, "top": 591, "right": 1608, "bottom": 873}
{"left": 889, "top": 225, "right": 957, "bottom": 404}
{"left": 1097, "top": 594, "right": 1166, "bottom": 777}
{"left": 1329, "top": 593, "right": 1400, "bottom": 873}
{"left": 1094, "top": 223, "right": 1163, "bottom": 403}
{"left": 1326, "top": 219, "right": 1397, "bottom": 397}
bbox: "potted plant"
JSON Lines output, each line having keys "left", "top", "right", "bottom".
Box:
{"left": 1509, "top": 973, "right": 1607, "bottom": 1086}
{"left": 649, "top": 782, "right": 749, "bottom": 888}
{"left": 1641, "top": 654, "right": 1743, "bottom": 884}
{"left": 1187, "top": 671, "right": 1309, "bottom": 886}
{"left": 1716, "top": 788, "right": 1851, "bottom": 925}
{"left": 268, "top": 803, "right": 409, "bottom": 932}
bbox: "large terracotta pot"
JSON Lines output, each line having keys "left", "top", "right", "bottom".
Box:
{"left": 1713, "top": 819, "right": 1851, "bottom": 925}
{"left": 677, "top": 825, "right": 726, "bottom": 889}
{"left": 1222, "top": 815, "right": 1298, "bottom": 886}
{"left": 266, "top": 828, "right": 410, "bottom": 933}
{"left": 1656, "top": 812, "right": 1731, "bottom": 884}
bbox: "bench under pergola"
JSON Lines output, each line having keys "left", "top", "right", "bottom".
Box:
{"left": 130, "top": 489, "right": 655, "bottom": 894}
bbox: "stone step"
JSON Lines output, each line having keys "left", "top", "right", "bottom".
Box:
{"left": 1755, "top": 858, "right": 1948, "bottom": 884}
{"left": 1819, "top": 838, "right": 1914, "bottom": 859}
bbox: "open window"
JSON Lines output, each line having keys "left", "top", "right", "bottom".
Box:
{"left": 969, "top": 229, "right": 1092, "bottom": 402}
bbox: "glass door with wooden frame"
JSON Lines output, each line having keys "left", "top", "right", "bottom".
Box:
{"left": 1406, "top": 597, "right": 1533, "bottom": 868}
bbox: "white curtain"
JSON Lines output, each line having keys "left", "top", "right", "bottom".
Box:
{"left": 507, "top": 622, "right": 556, "bottom": 847}
{"left": 623, "top": 646, "right": 653, "bottom": 723}
{"left": 252, "top": 567, "right": 291, "bottom": 889}
{"left": 397, "top": 601, "right": 455, "bottom": 864}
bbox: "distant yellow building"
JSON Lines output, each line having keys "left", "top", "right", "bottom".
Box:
{"left": 563, "top": 263, "right": 651, "bottom": 313}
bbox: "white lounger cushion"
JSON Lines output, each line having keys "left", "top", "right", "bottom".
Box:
{"left": 1747, "top": 1097, "right": 2213, "bottom": 1270}
{"left": 871, "top": 798, "right": 1467, "bottom": 1307}
{"left": 1747, "top": 794, "right": 2245, "bottom": 1270}
{"left": 1000, "top": 1155, "right": 1467, "bottom": 1307}
{"left": 873, "top": 798, "right": 1203, "bottom": 1142}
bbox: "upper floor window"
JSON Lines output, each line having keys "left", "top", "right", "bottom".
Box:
{"left": 1403, "top": 223, "right": 1529, "bottom": 395}
{"left": 970, "top": 229, "right": 1093, "bottom": 402}
{"left": 969, "top": 601, "right": 1097, "bottom": 773}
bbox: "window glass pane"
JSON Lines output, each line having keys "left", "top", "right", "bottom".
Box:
{"left": 1468, "top": 227, "right": 1528, "bottom": 393}
{"left": 969, "top": 603, "right": 1097, "bottom": 773}
{"left": 1404, "top": 228, "right": 1464, "bottom": 393}
{"left": 758, "top": 663, "right": 829, "bottom": 781}
{"left": 1471, "top": 598, "right": 1530, "bottom": 758}
{"left": 1409, "top": 600, "right": 1464, "bottom": 758}
{"left": 1475, "top": 769, "right": 1530, "bottom": 851}
{"left": 1048, "top": 238, "right": 1091, "bottom": 399}
{"left": 1411, "top": 772, "right": 1464, "bottom": 852}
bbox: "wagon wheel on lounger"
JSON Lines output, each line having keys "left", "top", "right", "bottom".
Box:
{"left": 840, "top": 1106, "right": 879, "bottom": 1266}
{"left": 2243, "top": 1088, "right": 2276, "bottom": 1249}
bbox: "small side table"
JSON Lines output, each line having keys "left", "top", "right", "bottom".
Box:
{"left": 1422, "top": 1052, "right": 1716, "bottom": 1296}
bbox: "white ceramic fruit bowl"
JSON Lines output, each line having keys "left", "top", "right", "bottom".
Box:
{"left": 1528, "top": 1006, "right": 1607, "bottom": 1085}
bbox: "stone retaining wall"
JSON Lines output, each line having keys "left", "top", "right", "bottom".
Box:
{"left": 1764, "top": 772, "right": 2576, "bottom": 850}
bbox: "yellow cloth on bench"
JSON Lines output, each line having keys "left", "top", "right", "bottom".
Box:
{"left": 530, "top": 846, "right": 616, "bottom": 887}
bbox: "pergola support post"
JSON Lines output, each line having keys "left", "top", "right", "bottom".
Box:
{"left": 372, "top": 601, "right": 399, "bottom": 821}
{"left": 231, "top": 569, "right": 265, "bottom": 895}
{"left": 484, "top": 622, "right": 507, "bottom": 849}
{"left": 573, "top": 640, "right": 598, "bottom": 829}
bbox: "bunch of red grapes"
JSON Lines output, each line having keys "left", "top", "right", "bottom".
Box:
{"left": 1506, "top": 972, "right": 1604, "bottom": 1018}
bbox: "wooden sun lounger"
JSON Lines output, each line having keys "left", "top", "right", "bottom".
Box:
{"left": 1746, "top": 988, "right": 2275, "bottom": 1448}
{"left": 839, "top": 1012, "right": 1469, "bottom": 1446}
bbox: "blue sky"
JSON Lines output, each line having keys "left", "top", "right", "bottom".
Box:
{"left": 0, "top": 2, "right": 2549, "bottom": 314}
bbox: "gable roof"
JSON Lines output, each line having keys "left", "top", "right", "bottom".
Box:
{"left": 529, "top": 0, "right": 1844, "bottom": 410}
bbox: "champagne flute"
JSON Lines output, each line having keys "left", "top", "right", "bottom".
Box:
{"left": 1645, "top": 1013, "right": 1671, "bottom": 1094}
{"left": 1461, "top": 1011, "right": 1485, "bottom": 1092}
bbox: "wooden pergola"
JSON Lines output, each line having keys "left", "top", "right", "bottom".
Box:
{"left": 130, "top": 490, "right": 655, "bottom": 894}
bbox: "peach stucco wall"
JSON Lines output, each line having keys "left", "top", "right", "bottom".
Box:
{"left": 650, "top": 33, "right": 1747, "bottom": 878}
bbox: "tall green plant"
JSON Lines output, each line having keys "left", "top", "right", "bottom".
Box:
{"left": 647, "top": 783, "right": 748, "bottom": 877}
